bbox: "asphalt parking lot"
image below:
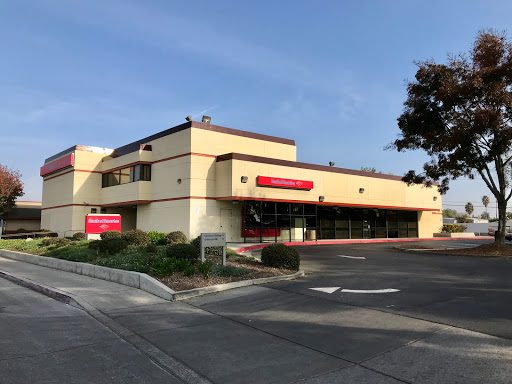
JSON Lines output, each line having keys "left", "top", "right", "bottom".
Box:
{"left": 269, "top": 239, "right": 512, "bottom": 339}
{"left": 187, "top": 239, "right": 512, "bottom": 383}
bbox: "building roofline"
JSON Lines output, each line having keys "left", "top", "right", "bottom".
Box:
{"left": 216, "top": 152, "right": 440, "bottom": 186}
{"left": 110, "top": 121, "right": 296, "bottom": 158}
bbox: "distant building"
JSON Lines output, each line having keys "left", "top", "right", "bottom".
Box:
{"left": 1, "top": 201, "right": 42, "bottom": 234}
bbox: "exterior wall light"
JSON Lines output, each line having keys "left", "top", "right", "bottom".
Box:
{"left": 359, "top": 188, "right": 365, "bottom": 193}
{"left": 241, "top": 176, "right": 248, "bottom": 183}
{"left": 177, "top": 178, "right": 182, "bottom": 184}
{"left": 202, "top": 115, "right": 211, "bottom": 124}
{"left": 433, "top": 196, "right": 438, "bottom": 201}
{"left": 319, "top": 196, "right": 325, "bottom": 202}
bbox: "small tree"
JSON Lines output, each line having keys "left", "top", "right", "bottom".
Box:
{"left": 465, "top": 202, "right": 474, "bottom": 217}
{"left": 390, "top": 30, "right": 512, "bottom": 244}
{"left": 0, "top": 165, "right": 24, "bottom": 216}
{"left": 481, "top": 211, "right": 491, "bottom": 219}
{"left": 442, "top": 208, "right": 458, "bottom": 218}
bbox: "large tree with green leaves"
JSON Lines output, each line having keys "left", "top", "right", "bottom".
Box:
{"left": 0, "top": 164, "right": 24, "bottom": 216}
{"left": 391, "top": 29, "right": 512, "bottom": 244}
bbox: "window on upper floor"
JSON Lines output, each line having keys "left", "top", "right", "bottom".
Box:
{"left": 102, "top": 164, "right": 151, "bottom": 188}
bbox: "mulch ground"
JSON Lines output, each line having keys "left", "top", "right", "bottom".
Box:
{"left": 397, "top": 243, "right": 512, "bottom": 257}
{"left": 156, "top": 258, "right": 295, "bottom": 291}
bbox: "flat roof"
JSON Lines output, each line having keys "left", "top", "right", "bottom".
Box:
{"left": 217, "top": 152, "right": 439, "bottom": 185}
{"left": 44, "top": 121, "right": 295, "bottom": 163}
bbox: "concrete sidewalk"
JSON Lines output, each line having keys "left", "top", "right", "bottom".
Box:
{"left": 2, "top": 255, "right": 512, "bottom": 384}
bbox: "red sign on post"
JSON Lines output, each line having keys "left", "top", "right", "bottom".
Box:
{"left": 40, "top": 153, "right": 75, "bottom": 176}
{"left": 257, "top": 176, "right": 313, "bottom": 190}
{"left": 85, "top": 214, "right": 121, "bottom": 234}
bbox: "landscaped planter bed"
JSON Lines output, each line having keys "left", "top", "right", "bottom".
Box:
{"left": 0, "top": 238, "right": 297, "bottom": 291}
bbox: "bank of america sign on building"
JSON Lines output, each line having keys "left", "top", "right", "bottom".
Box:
{"left": 40, "top": 120, "right": 442, "bottom": 242}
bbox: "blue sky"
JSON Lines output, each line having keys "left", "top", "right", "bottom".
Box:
{"left": 1, "top": 0, "right": 510, "bottom": 216}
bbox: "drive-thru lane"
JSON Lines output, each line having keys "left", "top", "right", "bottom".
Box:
{"left": 187, "top": 239, "right": 512, "bottom": 383}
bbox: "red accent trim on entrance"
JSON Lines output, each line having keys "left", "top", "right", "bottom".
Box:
{"left": 234, "top": 237, "right": 494, "bottom": 252}
{"left": 217, "top": 196, "right": 440, "bottom": 212}
{"left": 432, "top": 212, "right": 443, "bottom": 215}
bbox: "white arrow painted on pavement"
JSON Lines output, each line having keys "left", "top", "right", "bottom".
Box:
{"left": 338, "top": 255, "right": 366, "bottom": 259}
{"left": 309, "top": 287, "right": 341, "bottom": 294}
{"left": 309, "top": 287, "right": 400, "bottom": 294}
{"left": 341, "top": 289, "right": 400, "bottom": 294}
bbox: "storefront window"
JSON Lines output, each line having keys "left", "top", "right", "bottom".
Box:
{"left": 242, "top": 201, "right": 418, "bottom": 242}
{"left": 102, "top": 164, "right": 151, "bottom": 188}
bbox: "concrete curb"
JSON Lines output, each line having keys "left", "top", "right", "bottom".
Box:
{"left": 0, "top": 249, "right": 176, "bottom": 300}
{"left": 0, "top": 269, "right": 84, "bottom": 310}
{"left": 172, "top": 270, "right": 305, "bottom": 301}
{"left": 0, "top": 249, "right": 304, "bottom": 301}
{"left": 234, "top": 236, "right": 494, "bottom": 253}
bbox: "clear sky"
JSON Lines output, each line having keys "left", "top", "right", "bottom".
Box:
{"left": 1, "top": 0, "right": 510, "bottom": 216}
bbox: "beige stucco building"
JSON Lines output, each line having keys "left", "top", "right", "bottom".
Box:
{"left": 40, "top": 120, "right": 442, "bottom": 242}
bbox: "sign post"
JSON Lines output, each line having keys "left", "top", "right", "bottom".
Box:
{"left": 200, "top": 233, "right": 226, "bottom": 265}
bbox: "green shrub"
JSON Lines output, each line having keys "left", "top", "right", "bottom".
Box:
{"left": 213, "top": 265, "right": 251, "bottom": 277}
{"left": 184, "top": 265, "right": 195, "bottom": 277}
{"left": 441, "top": 224, "right": 467, "bottom": 233}
{"left": 72, "top": 232, "right": 86, "bottom": 240}
{"left": 100, "top": 230, "right": 121, "bottom": 240}
{"left": 88, "top": 240, "right": 101, "bottom": 250}
{"left": 197, "top": 261, "right": 213, "bottom": 279}
{"left": 147, "top": 231, "right": 167, "bottom": 245}
{"left": 190, "top": 236, "right": 200, "bottom": 249}
{"left": 121, "top": 229, "right": 150, "bottom": 245}
{"left": 165, "top": 231, "right": 188, "bottom": 245}
{"left": 174, "top": 258, "right": 193, "bottom": 272}
{"left": 261, "top": 244, "right": 300, "bottom": 270}
{"left": 165, "top": 243, "right": 199, "bottom": 260}
{"left": 98, "top": 238, "right": 128, "bottom": 255}
{"left": 15, "top": 228, "right": 28, "bottom": 234}
{"left": 41, "top": 237, "right": 72, "bottom": 248}
{"left": 151, "top": 257, "right": 177, "bottom": 276}
{"left": 48, "top": 242, "right": 97, "bottom": 262}
{"left": 96, "top": 249, "right": 152, "bottom": 273}
{"left": 145, "top": 243, "right": 159, "bottom": 254}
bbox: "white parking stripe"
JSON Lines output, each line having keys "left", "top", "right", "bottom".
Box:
{"left": 341, "top": 288, "right": 400, "bottom": 294}
{"left": 338, "top": 255, "right": 366, "bottom": 259}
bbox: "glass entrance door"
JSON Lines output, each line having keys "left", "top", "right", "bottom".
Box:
{"left": 362, "top": 209, "right": 371, "bottom": 239}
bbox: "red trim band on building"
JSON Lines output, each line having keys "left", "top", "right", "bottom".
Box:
{"left": 257, "top": 176, "right": 314, "bottom": 190}
{"left": 40, "top": 153, "right": 74, "bottom": 176}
